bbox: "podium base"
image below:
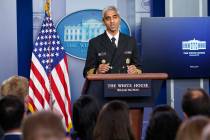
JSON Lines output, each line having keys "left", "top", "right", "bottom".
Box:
{"left": 130, "top": 109, "right": 144, "bottom": 140}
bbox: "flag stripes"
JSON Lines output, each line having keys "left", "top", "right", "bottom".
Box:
{"left": 28, "top": 13, "right": 72, "bottom": 131}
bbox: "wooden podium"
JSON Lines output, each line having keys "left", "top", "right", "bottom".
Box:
{"left": 84, "top": 73, "right": 168, "bottom": 140}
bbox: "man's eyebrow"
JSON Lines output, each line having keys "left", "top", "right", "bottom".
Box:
{"left": 105, "top": 14, "right": 118, "bottom": 18}
{"left": 104, "top": 16, "right": 111, "bottom": 20}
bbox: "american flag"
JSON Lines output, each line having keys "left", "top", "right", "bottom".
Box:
{"left": 28, "top": 13, "right": 72, "bottom": 131}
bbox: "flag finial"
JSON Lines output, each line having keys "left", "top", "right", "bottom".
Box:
{"left": 44, "top": 0, "right": 51, "bottom": 16}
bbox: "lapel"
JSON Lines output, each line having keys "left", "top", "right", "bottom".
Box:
{"left": 111, "top": 33, "right": 127, "bottom": 65}
{"left": 100, "top": 32, "right": 116, "bottom": 64}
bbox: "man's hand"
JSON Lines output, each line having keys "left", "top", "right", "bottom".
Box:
{"left": 96, "top": 63, "right": 111, "bottom": 74}
{"left": 127, "top": 65, "right": 142, "bottom": 74}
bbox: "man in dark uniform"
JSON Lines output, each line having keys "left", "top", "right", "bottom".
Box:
{"left": 83, "top": 6, "right": 142, "bottom": 77}
{"left": 83, "top": 7, "right": 143, "bottom": 139}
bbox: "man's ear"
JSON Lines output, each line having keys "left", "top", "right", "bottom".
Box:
{"left": 102, "top": 18, "right": 105, "bottom": 24}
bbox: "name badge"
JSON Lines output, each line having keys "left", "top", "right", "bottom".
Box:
{"left": 98, "top": 52, "right": 106, "bottom": 56}
{"left": 124, "top": 51, "right": 132, "bottom": 55}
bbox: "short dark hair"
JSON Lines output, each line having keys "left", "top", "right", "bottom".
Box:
{"left": 72, "top": 95, "right": 99, "bottom": 140}
{"left": 0, "top": 95, "right": 25, "bottom": 131}
{"left": 182, "top": 88, "right": 210, "bottom": 117}
{"left": 94, "top": 100, "right": 134, "bottom": 140}
{"left": 145, "top": 105, "right": 182, "bottom": 140}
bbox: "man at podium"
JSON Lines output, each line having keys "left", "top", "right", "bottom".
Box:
{"left": 83, "top": 6, "right": 142, "bottom": 77}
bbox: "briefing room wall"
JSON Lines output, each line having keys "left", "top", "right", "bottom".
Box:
{"left": 166, "top": 0, "right": 207, "bottom": 17}
{"left": 0, "top": 0, "right": 33, "bottom": 84}
{"left": 0, "top": 0, "right": 18, "bottom": 83}
{"left": 165, "top": 0, "right": 207, "bottom": 17}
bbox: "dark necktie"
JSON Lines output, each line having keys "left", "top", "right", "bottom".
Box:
{"left": 111, "top": 37, "right": 117, "bottom": 48}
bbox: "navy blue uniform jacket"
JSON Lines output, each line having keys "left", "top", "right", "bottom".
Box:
{"left": 83, "top": 32, "right": 141, "bottom": 77}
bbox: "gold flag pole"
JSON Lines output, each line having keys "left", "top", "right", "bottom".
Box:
{"left": 44, "top": 0, "right": 51, "bottom": 16}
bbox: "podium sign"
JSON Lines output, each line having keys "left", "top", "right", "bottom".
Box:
{"left": 104, "top": 80, "right": 152, "bottom": 97}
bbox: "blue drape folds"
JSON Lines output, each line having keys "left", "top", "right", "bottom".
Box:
{"left": 208, "top": 0, "right": 210, "bottom": 16}
{"left": 16, "top": 0, "right": 33, "bottom": 78}
{"left": 151, "top": 0, "right": 166, "bottom": 105}
{"left": 151, "top": 0, "right": 165, "bottom": 17}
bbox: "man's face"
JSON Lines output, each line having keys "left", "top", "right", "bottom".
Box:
{"left": 103, "top": 10, "right": 120, "bottom": 34}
